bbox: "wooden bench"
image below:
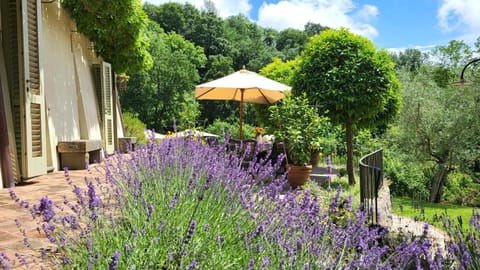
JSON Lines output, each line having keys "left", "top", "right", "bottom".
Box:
{"left": 57, "top": 140, "right": 103, "bottom": 170}
{"left": 118, "top": 137, "right": 137, "bottom": 153}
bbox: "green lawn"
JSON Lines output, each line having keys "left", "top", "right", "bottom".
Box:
{"left": 391, "top": 196, "right": 476, "bottom": 232}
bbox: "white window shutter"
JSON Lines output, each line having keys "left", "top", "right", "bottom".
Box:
{"left": 94, "top": 62, "right": 115, "bottom": 155}
{"left": 21, "top": 0, "right": 46, "bottom": 177}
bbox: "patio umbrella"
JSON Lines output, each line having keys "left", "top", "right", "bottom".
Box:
{"left": 195, "top": 67, "right": 291, "bottom": 139}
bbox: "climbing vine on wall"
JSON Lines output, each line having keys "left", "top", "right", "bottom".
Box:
{"left": 61, "top": 0, "right": 153, "bottom": 74}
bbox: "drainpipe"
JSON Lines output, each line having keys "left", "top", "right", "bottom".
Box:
{"left": 0, "top": 79, "right": 14, "bottom": 188}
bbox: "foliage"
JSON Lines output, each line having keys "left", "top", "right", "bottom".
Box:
{"left": 119, "top": 22, "right": 206, "bottom": 133}
{"left": 430, "top": 40, "right": 473, "bottom": 88}
{"left": 204, "top": 120, "right": 255, "bottom": 140}
{"left": 393, "top": 68, "right": 480, "bottom": 202}
{"left": 9, "top": 138, "right": 472, "bottom": 269}
{"left": 223, "top": 15, "right": 280, "bottom": 72}
{"left": 443, "top": 172, "right": 480, "bottom": 206}
{"left": 61, "top": 0, "right": 152, "bottom": 74}
{"left": 303, "top": 22, "right": 329, "bottom": 37}
{"left": 275, "top": 28, "right": 308, "bottom": 60}
{"left": 383, "top": 147, "right": 429, "bottom": 199}
{"left": 432, "top": 40, "right": 473, "bottom": 70}
{"left": 122, "top": 112, "right": 147, "bottom": 144}
{"left": 177, "top": 92, "right": 201, "bottom": 131}
{"left": 259, "top": 57, "right": 299, "bottom": 86}
{"left": 390, "top": 48, "right": 427, "bottom": 73}
{"left": 293, "top": 28, "right": 401, "bottom": 185}
{"left": 267, "top": 94, "right": 328, "bottom": 165}
{"left": 253, "top": 57, "right": 299, "bottom": 127}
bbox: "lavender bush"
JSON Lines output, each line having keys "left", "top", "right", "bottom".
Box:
{"left": 6, "top": 136, "right": 479, "bottom": 269}
{"left": 442, "top": 210, "right": 480, "bottom": 269}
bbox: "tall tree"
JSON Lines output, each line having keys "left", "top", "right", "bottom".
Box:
{"left": 430, "top": 40, "right": 473, "bottom": 87}
{"left": 292, "top": 28, "right": 401, "bottom": 185}
{"left": 120, "top": 23, "right": 206, "bottom": 132}
{"left": 391, "top": 48, "right": 426, "bottom": 73}
{"left": 276, "top": 28, "right": 308, "bottom": 60}
{"left": 223, "top": 15, "right": 279, "bottom": 71}
{"left": 61, "top": 0, "right": 152, "bottom": 74}
{"left": 304, "top": 22, "right": 329, "bottom": 37}
{"left": 145, "top": 2, "right": 200, "bottom": 39}
{"left": 395, "top": 69, "right": 480, "bottom": 202}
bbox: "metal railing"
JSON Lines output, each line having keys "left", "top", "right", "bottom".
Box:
{"left": 359, "top": 149, "right": 383, "bottom": 224}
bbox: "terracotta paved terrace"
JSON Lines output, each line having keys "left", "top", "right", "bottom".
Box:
{"left": 0, "top": 165, "right": 104, "bottom": 269}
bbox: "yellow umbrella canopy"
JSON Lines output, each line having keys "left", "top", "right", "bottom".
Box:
{"left": 195, "top": 67, "right": 291, "bottom": 139}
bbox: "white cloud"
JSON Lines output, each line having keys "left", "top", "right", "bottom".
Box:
{"left": 355, "top": 4, "right": 378, "bottom": 21}
{"left": 386, "top": 44, "right": 436, "bottom": 55}
{"left": 437, "top": 0, "right": 480, "bottom": 42}
{"left": 256, "top": 0, "right": 379, "bottom": 39}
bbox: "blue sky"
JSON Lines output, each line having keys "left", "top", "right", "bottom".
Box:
{"left": 142, "top": 0, "right": 480, "bottom": 51}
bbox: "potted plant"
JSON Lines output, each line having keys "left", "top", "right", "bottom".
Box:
{"left": 267, "top": 93, "right": 323, "bottom": 187}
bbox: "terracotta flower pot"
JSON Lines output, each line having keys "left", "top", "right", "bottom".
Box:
{"left": 286, "top": 164, "right": 312, "bottom": 188}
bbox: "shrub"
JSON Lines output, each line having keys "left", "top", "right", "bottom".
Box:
{"left": 205, "top": 119, "right": 255, "bottom": 139}
{"left": 7, "top": 137, "right": 478, "bottom": 269}
{"left": 384, "top": 149, "right": 429, "bottom": 200}
{"left": 443, "top": 172, "right": 480, "bottom": 206}
{"left": 122, "top": 112, "right": 147, "bottom": 144}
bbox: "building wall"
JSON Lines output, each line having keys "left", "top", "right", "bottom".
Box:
{"left": 41, "top": 2, "right": 102, "bottom": 170}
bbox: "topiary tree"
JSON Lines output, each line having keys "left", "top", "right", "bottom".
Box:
{"left": 292, "top": 28, "right": 401, "bottom": 185}
{"left": 61, "top": 0, "right": 152, "bottom": 74}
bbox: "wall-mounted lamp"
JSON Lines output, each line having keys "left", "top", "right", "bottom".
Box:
{"left": 451, "top": 58, "right": 480, "bottom": 86}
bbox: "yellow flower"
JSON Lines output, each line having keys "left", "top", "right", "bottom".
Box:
{"left": 254, "top": 127, "right": 265, "bottom": 136}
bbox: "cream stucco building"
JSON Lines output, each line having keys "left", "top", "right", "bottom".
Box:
{"left": 0, "top": 0, "right": 125, "bottom": 188}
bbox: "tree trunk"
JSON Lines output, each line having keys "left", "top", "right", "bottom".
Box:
{"left": 346, "top": 119, "right": 355, "bottom": 185}
{"left": 429, "top": 164, "right": 449, "bottom": 203}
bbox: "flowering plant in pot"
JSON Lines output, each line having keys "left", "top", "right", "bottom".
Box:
{"left": 267, "top": 93, "right": 323, "bottom": 187}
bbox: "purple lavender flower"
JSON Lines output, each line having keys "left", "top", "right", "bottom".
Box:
{"left": 247, "top": 258, "right": 255, "bottom": 270}
{"left": 187, "top": 259, "right": 197, "bottom": 269}
{"left": 108, "top": 251, "right": 120, "bottom": 270}
{"left": 62, "top": 255, "right": 70, "bottom": 265}
{"left": 61, "top": 215, "right": 79, "bottom": 230}
{"left": 147, "top": 204, "right": 154, "bottom": 219}
{"left": 87, "top": 239, "right": 93, "bottom": 252}
{"left": 8, "top": 189, "right": 18, "bottom": 202}
{"left": 184, "top": 220, "right": 197, "bottom": 244}
{"left": 0, "top": 252, "right": 12, "bottom": 270}
{"left": 72, "top": 185, "right": 86, "bottom": 207}
{"left": 260, "top": 256, "right": 270, "bottom": 270}
{"left": 87, "top": 181, "right": 102, "bottom": 210}
{"left": 157, "top": 219, "right": 165, "bottom": 233}
{"left": 64, "top": 167, "right": 72, "bottom": 185}
{"left": 327, "top": 155, "right": 332, "bottom": 172}
{"left": 15, "top": 252, "right": 28, "bottom": 267}
{"left": 32, "top": 197, "right": 55, "bottom": 222}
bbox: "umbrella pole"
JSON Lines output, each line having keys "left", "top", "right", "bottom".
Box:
{"left": 239, "top": 89, "right": 244, "bottom": 140}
